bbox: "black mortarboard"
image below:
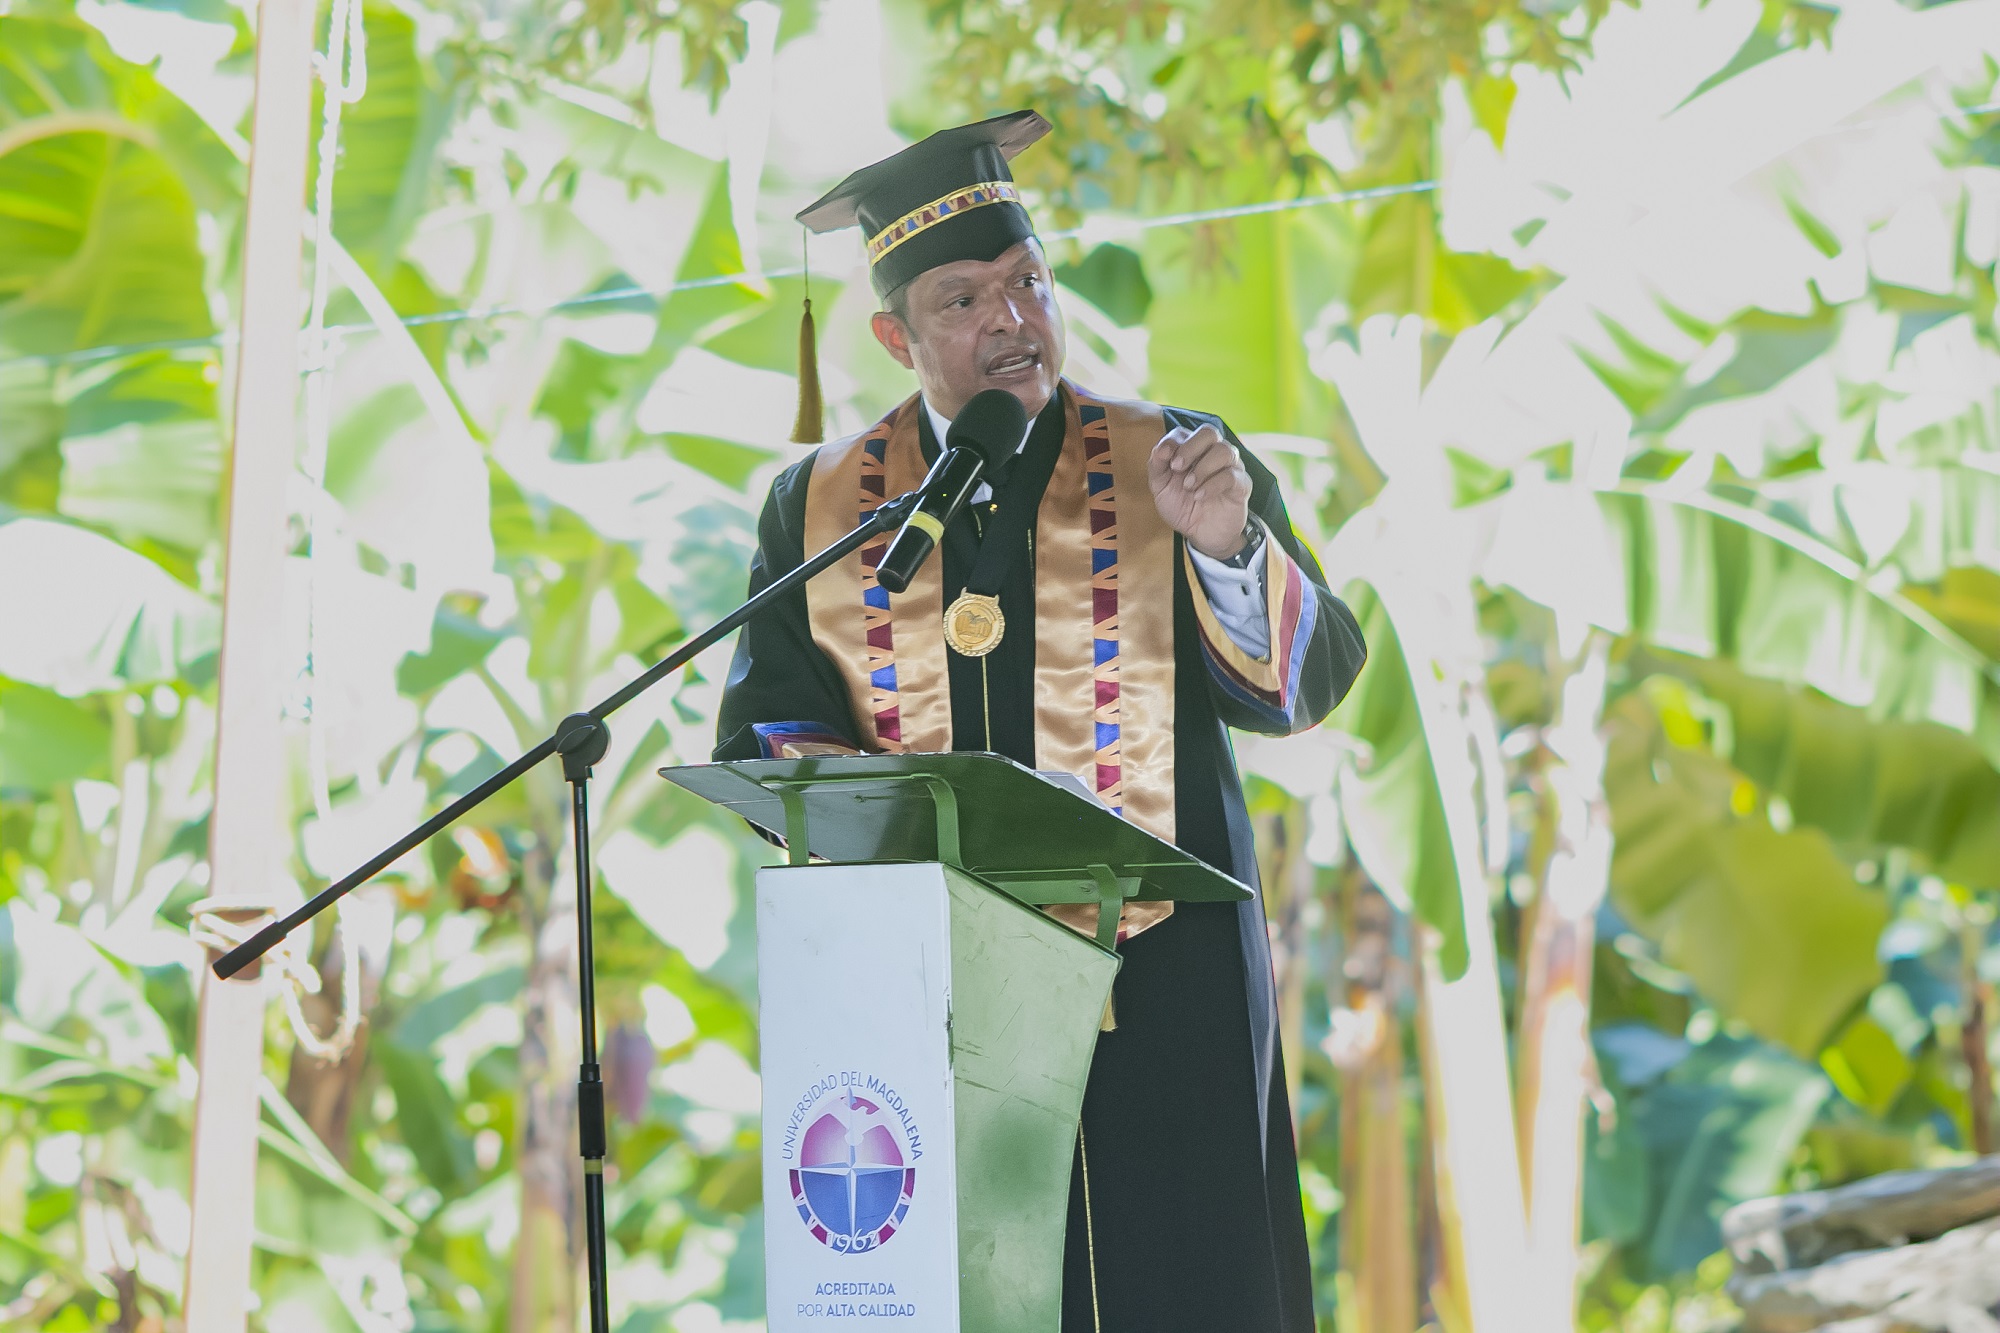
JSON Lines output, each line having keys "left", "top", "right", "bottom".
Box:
{"left": 796, "top": 110, "right": 1051, "bottom": 299}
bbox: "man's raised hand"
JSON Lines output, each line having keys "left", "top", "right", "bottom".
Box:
{"left": 1147, "top": 422, "right": 1253, "bottom": 560}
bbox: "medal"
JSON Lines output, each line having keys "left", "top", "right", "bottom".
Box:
{"left": 943, "top": 592, "right": 1005, "bottom": 657}
{"left": 929, "top": 411, "right": 1057, "bottom": 660}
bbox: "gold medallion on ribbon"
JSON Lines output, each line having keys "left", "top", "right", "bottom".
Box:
{"left": 942, "top": 592, "right": 1005, "bottom": 657}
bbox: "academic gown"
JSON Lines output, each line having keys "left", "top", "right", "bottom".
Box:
{"left": 716, "top": 391, "right": 1367, "bottom": 1333}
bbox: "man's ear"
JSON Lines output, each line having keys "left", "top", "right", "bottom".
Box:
{"left": 871, "top": 311, "right": 916, "bottom": 370}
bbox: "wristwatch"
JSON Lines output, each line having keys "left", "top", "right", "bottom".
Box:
{"left": 1219, "top": 518, "right": 1262, "bottom": 569}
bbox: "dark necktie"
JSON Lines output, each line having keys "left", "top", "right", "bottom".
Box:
{"left": 983, "top": 450, "right": 1016, "bottom": 495}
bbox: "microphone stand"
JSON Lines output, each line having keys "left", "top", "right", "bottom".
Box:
{"left": 211, "top": 487, "right": 923, "bottom": 1333}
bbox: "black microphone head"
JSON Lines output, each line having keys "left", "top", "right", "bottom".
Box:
{"left": 946, "top": 389, "right": 1030, "bottom": 465}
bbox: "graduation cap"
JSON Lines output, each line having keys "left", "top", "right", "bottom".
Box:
{"left": 799, "top": 109, "right": 1051, "bottom": 298}
{"left": 786, "top": 110, "right": 1052, "bottom": 443}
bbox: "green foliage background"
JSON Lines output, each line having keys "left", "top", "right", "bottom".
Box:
{"left": 2, "top": 0, "right": 1999, "bottom": 1328}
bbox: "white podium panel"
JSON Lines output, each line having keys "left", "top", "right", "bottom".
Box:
{"left": 758, "top": 863, "right": 961, "bottom": 1329}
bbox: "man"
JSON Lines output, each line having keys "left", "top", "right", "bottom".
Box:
{"left": 715, "top": 110, "right": 1366, "bottom": 1332}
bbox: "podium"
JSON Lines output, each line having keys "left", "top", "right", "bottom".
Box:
{"left": 657, "top": 753, "right": 1251, "bottom": 1332}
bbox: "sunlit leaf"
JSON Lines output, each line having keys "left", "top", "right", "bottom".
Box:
{"left": 0, "top": 905, "right": 174, "bottom": 1067}
{"left": 0, "top": 15, "right": 240, "bottom": 208}
{"left": 62, "top": 350, "right": 219, "bottom": 432}
{"left": 1349, "top": 185, "right": 1436, "bottom": 330}
{"left": 1638, "top": 308, "right": 1838, "bottom": 432}
{"left": 1328, "top": 587, "right": 1469, "bottom": 978}
{"left": 0, "top": 134, "right": 212, "bottom": 357}
{"left": 1647, "top": 654, "right": 2000, "bottom": 887}
{"left": 661, "top": 434, "right": 777, "bottom": 491}
{"left": 1783, "top": 195, "right": 1842, "bottom": 259}
{"left": 653, "top": 163, "right": 764, "bottom": 360}
{"left": 1578, "top": 316, "right": 1683, "bottom": 418}
{"left": 257, "top": 1081, "right": 416, "bottom": 1237}
{"left": 398, "top": 601, "right": 508, "bottom": 697}
{"left": 316, "top": 4, "right": 451, "bottom": 273}
{"left": 1605, "top": 490, "right": 1993, "bottom": 737}
{"left": 1145, "top": 209, "right": 1346, "bottom": 434}
{"left": 694, "top": 1150, "right": 759, "bottom": 1214}
{"left": 1054, "top": 243, "right": 1153, "bottom": 328}
{"left": 1469, "top": 72, "right": 1516, "bottom": 148}
{"left": 0, "top": 362, "right": 60, "bottom": 474}
{"left": 1432, "top": 250, "right": 1538, "bottom": 331}
{"left": 489, "top": 461, "right": 602, "bottom": 564}
{"left": 651, "top": 948, "right": 757, "bottom": 1059}
{"left": 1626, "top": 1035, "right": 1828, "bottom": 1277}
{"left": 537, "top": 338, "right": 648, "bottom": 457}
{"left": 1904, "top": 567, "right": 2000, "bottom": 662}
{"left": 57, "top": 417, "right": 222, "bottom": 551}
{"left": 1818, "top": 1012, "right": 1912, "bottom": 1116}
{"left": 390, "top": 963, "right": 528, "bottom": 1052}
{"left": 1680, "top": 26, "right": 1783, "bottom": 106}
{"left": 376, "top": 1041, "right": 476, "bottom": 1196}
{"left": 0, "top": 681, "right": 108, "bottom": 792}
{"left": 1604, "top": 691, "right": 1888, "bottom": 1056}
{"left": 0, "top": 517, "right": 217, "bottom": 691}
{"left": 612, "top": 574, "right": 682, "bottom": 659}
{"left": 526, "top": 565, "right": 588, "bottom": 682}
{"left": 700, "top": 275, "right": 825, "bottom": 375}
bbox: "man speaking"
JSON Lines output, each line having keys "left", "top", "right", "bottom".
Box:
{"left": 716, "top": 110, "right": 1367, "bottom": 1332}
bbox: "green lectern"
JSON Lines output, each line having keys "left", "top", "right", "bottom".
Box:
{"left": 657, "top": 752, "right": 1250, "bottom": 1332}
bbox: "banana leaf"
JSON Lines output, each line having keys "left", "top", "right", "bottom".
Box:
{"left": 1604, "top": 691, "right": 1889, "bottom": 1057}
{"left": 311, "top": 3, "right": 453, "bottom": 275}
{"left": 1604, "top": 1031, "right": 1828, "bottom": 1278}
{"left": 1643, "top": 653, "right": 2000, "bottom": 888}
{"left": 1328, "top": 585, "right": 1471, "bottom": 979}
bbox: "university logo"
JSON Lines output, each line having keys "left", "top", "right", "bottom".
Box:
{"left": 783, "top": 1074, "right": 920, "bottom": 1254}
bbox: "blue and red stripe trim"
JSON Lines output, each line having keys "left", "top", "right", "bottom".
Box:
{"left": 1192, "top": 535, "right": 1319, "bottom": 731}
{"left": 751, "top": 721, "right": 856, "bottom": 758}
{"left": 1082, "top": 403, "right": 1125, "bottom": 814}
{"left": 857, "top": 429, "right": 904, "bottom": 746}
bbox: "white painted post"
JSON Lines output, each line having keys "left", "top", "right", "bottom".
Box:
{"left": 183, "top": 0, "right": 315, "bottom": 1323}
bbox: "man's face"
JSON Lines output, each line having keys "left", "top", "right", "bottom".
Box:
{"left": 870, "top": 239, "right": 1067, "bottom": 422}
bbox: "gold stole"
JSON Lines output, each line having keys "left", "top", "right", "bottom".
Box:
{"left": 802, "top": 383, "right": 1179, "bottom": 937}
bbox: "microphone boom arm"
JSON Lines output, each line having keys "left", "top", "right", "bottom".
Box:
{"left": 210, "top": 488, "right": 921, "bottom": 981}
{"left": 874, "top": 446, "right": 984, "bottom": 595}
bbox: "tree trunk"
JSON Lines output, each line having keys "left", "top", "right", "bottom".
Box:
{"left": 1332, "top": 872, "right": 1416, "bottom": 1333}
{"left": 1723, "top": 1156, "right": 2000, "bottom": 1273}
{"left": 184, "top": 0, "right": 315, "bottom": 1322}
{"left": 1404, "top": 648, "right": 1535, "bottom": 1333}
{"left": 1961, "top": 921, "right": 1996, "bottom": 1156}
{"left": 1417, "top": 1071, "right": 1445, "bottom": 1330}
{"left": 1417, "top": 939, "right": 1512, "bottom": 1333}
{"left": 1256, "top": 804, "right": 1315, "bottom": 1121}
{"left": 500, "top": 550, "right": 613, "bottom": 1331}
{"left": 284, "top": 898, "right": 391, "bottom": 1163}
{"left": 1729, "top": 1214, "right": 2000, "bottom": 1332}
{"left": 511, "top": 812, "right": 582, "bottom": 1333}
{"left": 1510, "top": 635, "right": 1612, "bottom": 1333}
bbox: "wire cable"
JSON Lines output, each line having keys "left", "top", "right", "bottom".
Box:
{"left": 4, "top": 93, "right": 1995, "bottom": 375}
{"left": 4, "top": 182, "right": 1442, "bottom": 371}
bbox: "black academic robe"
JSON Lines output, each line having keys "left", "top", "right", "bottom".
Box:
{"left": 716, "top": 392, "right": 1367, "bottom": 1333}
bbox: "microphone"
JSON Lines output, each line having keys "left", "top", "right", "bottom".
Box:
{"left": 874, "top": 389, "right": 1028, "bottom": 594}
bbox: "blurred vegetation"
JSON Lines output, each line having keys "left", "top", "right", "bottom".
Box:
{"left": 1, "top": 0, "right": 1998, "bottom": 1328}
{"left": 902, "top": 0, "right": 1849, "bottom": 221}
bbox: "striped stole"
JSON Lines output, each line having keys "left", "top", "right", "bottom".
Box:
{"left": 801, "top": 382, "right": 1178, "bottom": 850}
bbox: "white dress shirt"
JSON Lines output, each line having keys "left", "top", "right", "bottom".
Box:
{"left": 923, "top": 398, "right": 1272, "bottom": 660}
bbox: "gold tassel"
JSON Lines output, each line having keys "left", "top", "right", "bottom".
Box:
{"left": 790, "top": 296, "right": 823, "bottom": 444}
